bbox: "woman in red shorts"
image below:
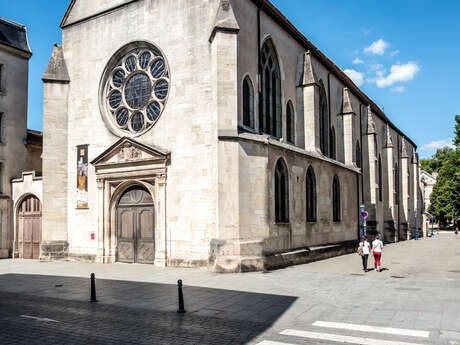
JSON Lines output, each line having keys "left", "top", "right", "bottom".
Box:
{"left": 372, "top": 234, "right": 384, "bottom": 272}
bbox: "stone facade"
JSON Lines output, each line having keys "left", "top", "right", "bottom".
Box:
{"left": 420, "top": 170, "right": 437, "bottom": 233}
{"left": 0, "top": 18, "right": 42, "bottom": 258}
{"left": 16, "top": 0, "right": 422, "bottom": 271}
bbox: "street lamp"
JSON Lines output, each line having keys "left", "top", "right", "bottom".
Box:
{"left": 414, "top": 209, "right": 418, "bottom": 240}
{"left": 360, "top": 204, "right": 366, "bottom": 239}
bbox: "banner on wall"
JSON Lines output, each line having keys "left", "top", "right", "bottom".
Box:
{"left": 76, "top": 145, "right": 89, "bottom": 209}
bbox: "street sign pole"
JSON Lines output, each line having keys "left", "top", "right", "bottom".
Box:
{"left": 360, "top": 204, "right": 365, "bottom": 239}
{"left": 414, "top": 209, "right": 418, "bottom": 240}
{"left": 431, "top": 217, "right": 434, "bottom": 237}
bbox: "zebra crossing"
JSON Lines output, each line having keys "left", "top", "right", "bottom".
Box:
{"left": 254, "top": 321, "right": 431, "bottom": 345}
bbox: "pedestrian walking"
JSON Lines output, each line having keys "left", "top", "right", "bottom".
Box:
{"left": 357, "top": 237, "right": 371, "bottom": 272}
{"left": 372, "top": 234, "right": 384, "bottom": 272}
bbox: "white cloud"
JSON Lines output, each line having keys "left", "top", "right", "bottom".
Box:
{"left": 369, "top": 63, "right": 384, "bottom": 71}
{"left": 390, "top": 50, "right": 399, "bottom": 57}
{"left": 391, "top": 86, "right": 405, "bottom": 92}
{"left": 344, "top": 69, "right": 364, "bottom": 86}
{"left": 353, "top": 58, "right": 364, "bottom": 64}
{"left": 364, "top": 39, "right": 390, "bottom": 55}
{"left": 375, "top": 62, "right": 420, "bottom": 87}
{"left": 419, "top": 138, "right": 455, "bottom": 151}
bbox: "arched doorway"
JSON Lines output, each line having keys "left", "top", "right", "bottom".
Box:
{"left": 116, "top": 186, "right": 155, "bottom": 263}
{"left": 17, "top": 195, "right": 42, "bottom": 259}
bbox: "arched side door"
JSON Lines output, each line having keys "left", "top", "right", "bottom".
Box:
{"left": 117, "top": 186, "right": 155, "bottom": 264}
{"left": 17, "top": 195, "right": 42, "bottom": 259}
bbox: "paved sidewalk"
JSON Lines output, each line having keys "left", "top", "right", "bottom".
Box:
{"left": 0, "top": 233, "right": 459, "bottom": 344}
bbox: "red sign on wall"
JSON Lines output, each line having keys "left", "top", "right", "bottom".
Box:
{"left": 91, "top": 233, "right": 95, "bottom": 240}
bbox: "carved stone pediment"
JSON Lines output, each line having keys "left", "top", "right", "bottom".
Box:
{"left": 91, "top": 137, "right": 169, "bottom": 167}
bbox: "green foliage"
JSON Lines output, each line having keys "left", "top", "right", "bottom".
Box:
{"left": 428, "top": 145, "right": 460, "bottom": 226}
{"left": 427, "top": 116, "right": 460, "bottom": 226}
{"left": 420, "top": 159, "right": 434, "bottom": 174}
{"left": 420, "top": 147, "right": 453, "bottom": 174}
{"left": 454, "top": 115, "right": 460, "bottom": 148}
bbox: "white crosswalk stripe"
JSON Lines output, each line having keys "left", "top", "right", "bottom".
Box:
{"left": 312, "top": 320, "right": 430, "bottom": 338}
{"left": 254, "top": 321, "right": 431, "bottom": 345}
{"left": 279, "top": 329, "right": 426, "bottom": 345}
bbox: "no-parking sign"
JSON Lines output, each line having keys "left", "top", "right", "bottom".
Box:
{"left": 361, "top": 211, "right": 369, "bottom": 219}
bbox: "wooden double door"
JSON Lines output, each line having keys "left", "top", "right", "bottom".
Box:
{"left": 117, "top": 186, "right": 155, "bottom": 264}
{"left": 17, "top": 195, "right": 42, "bottom": 259}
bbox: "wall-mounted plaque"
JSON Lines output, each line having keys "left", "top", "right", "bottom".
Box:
{"left": 77, "top": 145, "right": 89, "bottom": 209}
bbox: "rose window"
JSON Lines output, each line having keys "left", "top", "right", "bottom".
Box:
{"left": 100, "top": 42, "right": 170, "bottom": 136}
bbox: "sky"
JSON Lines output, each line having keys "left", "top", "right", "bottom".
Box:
{"left": 1, "top": 0, "right": 459, "bottom": 158}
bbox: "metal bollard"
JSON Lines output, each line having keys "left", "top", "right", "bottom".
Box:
{"left": 177, "top": 279, "right": 186, "bottom": 313}
{"left": 90, "top": 273, "right": 97, "bottom": 303}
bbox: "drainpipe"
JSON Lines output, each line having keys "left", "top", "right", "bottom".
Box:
{"left": 257, "top": 0, "right": 264, "bottom": 134}
{"left": 397, "top": 135, "right": 400, "bottom": 241}
{"left": 327, "top": 73, "right": 331, "bottom": 157}
{"left": 359, "top": 104, "right": 364, "bottom": 239}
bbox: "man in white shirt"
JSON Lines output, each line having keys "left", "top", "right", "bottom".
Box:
{"left": 372, "top": 234, "right": 384, "bottom": 272}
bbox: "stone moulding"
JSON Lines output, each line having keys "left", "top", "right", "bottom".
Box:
{"left": 298, "top": 51, "right": 319, "bottom": 87}
{"left": 341, "top": 88, "right": 355, "bottom": 115}
{"left": 209, "top": 0, "right": 240, "bottom": 43}
{"left": 40, "top": 241, "right": 69, "bottom": 261}
{"left": 42, "top": 44, "right": 70, "bottom": 84}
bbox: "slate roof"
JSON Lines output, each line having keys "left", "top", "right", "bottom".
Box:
{"left": 26, "top": 129, "right": 43, "bottom": 147}
{"left": 0, "top": 17, "right": 32, "bottom": 55}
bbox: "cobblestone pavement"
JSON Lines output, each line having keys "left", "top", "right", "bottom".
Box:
{"left": 1, "top": 233, "right": 459, "bottom": 344}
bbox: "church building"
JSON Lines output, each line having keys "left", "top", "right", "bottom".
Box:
{"left": 11, "top": 0, "right": 422, "bottom": 272}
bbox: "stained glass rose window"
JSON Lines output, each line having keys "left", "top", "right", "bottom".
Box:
{"left": 100, "top": 42, "right": 170, "bottom": 136}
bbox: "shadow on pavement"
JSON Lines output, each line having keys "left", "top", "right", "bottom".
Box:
{"left": 0, "top": 274, "right": 297, "bottom": 345}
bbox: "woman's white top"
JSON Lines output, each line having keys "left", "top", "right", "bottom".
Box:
{"left": 372, "top": 239, "right": 383, "bottom": 253}
{"left": 362, "top": 241, "right": 371, "bottom": 255}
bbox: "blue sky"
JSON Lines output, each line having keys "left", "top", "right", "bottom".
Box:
{"left": 2, "top": 0, "right": 459, "bottom": 158}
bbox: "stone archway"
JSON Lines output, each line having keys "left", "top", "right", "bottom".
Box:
{"left": 91, "top": 137, "right": 169, "bottom": 266}
{"left": 116, "top": 185, "right": 155, "bottom": 263}
{"left": 16, "top": 194, "right": 42, "bottom": 259}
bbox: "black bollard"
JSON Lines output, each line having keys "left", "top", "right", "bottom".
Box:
{"left": 90, "top": 273, "right": 97, "bottom": 303}
{"left": 177, "top": 279, "right": 186, "bottom": 313}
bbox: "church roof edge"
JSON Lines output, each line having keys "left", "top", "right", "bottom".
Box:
{"left": 252, "top": 0, "right": 417, "bottom": 149}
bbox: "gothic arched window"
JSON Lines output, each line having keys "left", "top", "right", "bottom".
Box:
{"left": 319, "top": 87, "right": 329, "bottom": 156}
{"left": 333, "top": 175, "right": 341, "bottom": 222}
{"left": 378, "top": 155, "right": 383, "bottom": 202}
{"left": 260, "top": 39, "right": 281, "bottom": 138}
{"left": 306, "top": 166, "right": 316, "bottom": 222}
{"left": 356, "top": 141, "right": 361, "bottom": 168}
{"left": 242, "top": 76, "right": 254, "bottom": 129}
{"left": 286, "top": 101, "right": 295, "bottom": 144}
{"left": 330, "top": 126, "right": 336, "bottom": 160}
{"left": 275, "top": 158, "right": 289, "bottom": 223}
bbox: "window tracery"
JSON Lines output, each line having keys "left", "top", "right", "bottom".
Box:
{"left": 275, "top": 159, "right": 289, "bottom": 223}
{"left": 260, "top": 40, "right": 281, "bottom": 138}
{"left": 100, "top": 43, "right": 170, "bottom": 136}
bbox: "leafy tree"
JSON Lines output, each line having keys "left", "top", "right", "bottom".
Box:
{"left": 420, "top": 159, "right": 434, "bottom": 174}
{"left": 454, "top": 115, "right": 460, "bottom": 148}
{"left": 428, "top": 117, "right": 460, "bottom": 227}
{"left": 420, "top": 147, "right": 453, "bottom": 174}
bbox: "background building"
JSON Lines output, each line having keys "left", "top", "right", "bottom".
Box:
{"left": 420, "top": 170, "right": 437, "bottom": 233}
{"left": 0, "top": 17, "right": 42, "bottom": 259}
{"left": 12, "top": 0, "right": 422, "bottom": 271}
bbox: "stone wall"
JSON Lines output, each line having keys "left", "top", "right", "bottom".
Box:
{"left": 0, "top": 44, "right": 30, "bottom": 257}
